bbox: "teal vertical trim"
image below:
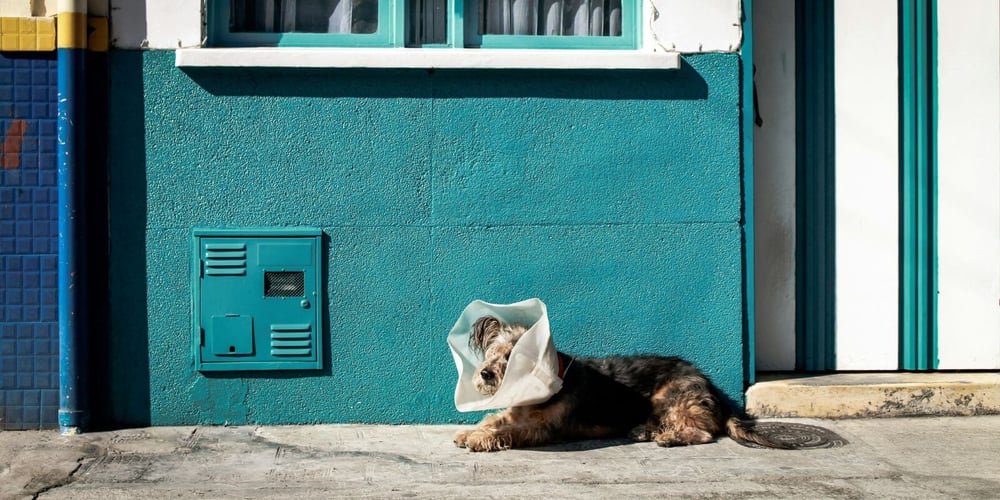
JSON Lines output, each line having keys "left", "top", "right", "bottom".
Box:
{"left": 394, "top": 0, "right": 406, "bottom": 47}
{"left": 794, "top": 0, "right": 836, "bottom": 372}
{"left": 450, "top": 0, "right": 464, "bottom": 48}
{"left": 898, "top": 0, "right": 938, "bottom": 371}
{"left": 930, "top": 0, "right": 938, "bottom": 370}
{"left": 742, "top": 0, "right": 756, "bottom": 387}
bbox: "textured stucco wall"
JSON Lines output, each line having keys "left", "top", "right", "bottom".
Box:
{"left": 106, "top": 50, "right": 746, "bottom": 426}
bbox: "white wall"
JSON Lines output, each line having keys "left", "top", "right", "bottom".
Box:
{"left": 0, "top": 0, "right": 110, "bottom": 16}
{"left": 649, "top": 0, "right": 742, "bottom": 53}
{"left": 936, "top": 1, "right": 1000, "bottom": 369}
{"left": 833, "top": 0, "right": 900, "bottom": 370}
{"left": 0, "top": 0, "right": 30, "bottom": 16}
{"left": 752, "top": 0, "right": 796, "bottom": 371}
{"left": 110, "top": 0, "right": 201, "bottom": 49}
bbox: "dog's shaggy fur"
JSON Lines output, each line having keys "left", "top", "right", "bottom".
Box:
{"left": 454, "top": 316, "right": 789, "bottom": 452}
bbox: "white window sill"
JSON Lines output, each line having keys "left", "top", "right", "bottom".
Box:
{"left": 174, "top": 47, "right": 681, "bottom": 70}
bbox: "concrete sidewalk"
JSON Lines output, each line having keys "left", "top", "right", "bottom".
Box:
{"left": 2, "top": 416, "right": 999, "bottom": 499}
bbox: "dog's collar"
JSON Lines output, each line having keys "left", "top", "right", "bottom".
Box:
{"left": 557, "top": 352, "right": 574, "bottom": 380}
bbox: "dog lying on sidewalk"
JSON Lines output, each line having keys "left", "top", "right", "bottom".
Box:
{"left": 454, "top": 316, "right": 790, "bottom": 452}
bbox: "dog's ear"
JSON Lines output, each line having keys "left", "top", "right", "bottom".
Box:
{"left": 470, "top": 316, "right": 502, "bottom": 353}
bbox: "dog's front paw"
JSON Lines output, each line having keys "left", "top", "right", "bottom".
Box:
{"left": 462, "top": 430, "right": 509, "bottom": 452}
{"left": 454, "top": 429, "right": 472, "bottom": 448}
{"left": 628, "top": 424, "right": 655, "bottom": 442}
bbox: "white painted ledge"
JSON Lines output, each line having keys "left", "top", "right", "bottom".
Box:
{"left": 175, "top": 47, "right": 681, "bottom": 70}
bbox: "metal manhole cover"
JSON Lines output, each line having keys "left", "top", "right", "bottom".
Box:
{"left": 739, "top": 422, "right": 848, "bottom": 450}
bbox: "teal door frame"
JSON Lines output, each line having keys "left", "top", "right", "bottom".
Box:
{"left": 787, "top": 0, "right": 940, "bottom": 373}
{"left": 898, "top": 0, "right": 939, "bottom": 371}
{"left": 742, "top": 0, "right": 757, "bottom": 385}
{"left": 794, "top": 0, "right": 837, "bottom": 372}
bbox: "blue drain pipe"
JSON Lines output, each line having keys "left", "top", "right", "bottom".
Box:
{"left": 57, "top": 0, "right": 88, "bottom": 435}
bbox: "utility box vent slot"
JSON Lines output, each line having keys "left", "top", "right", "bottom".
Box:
{"left": 193, "top": 228, "right": 323, "bottom": 372}
{"left": 265, "top": 271, "right": 304, "bottom": 297}
{"left": 270, "top": 324, "right": 312, "bottom": 356}
{"left": 204, "top": 243, "right": 247, "bottom": 276}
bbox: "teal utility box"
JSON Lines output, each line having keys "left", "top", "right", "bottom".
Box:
{"left": 192, "top": 228, "right": 323, "bottom": 372}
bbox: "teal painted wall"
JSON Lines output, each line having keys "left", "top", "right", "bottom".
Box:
{"left": 104, "top": 50, "right": 745, "bottom": 426}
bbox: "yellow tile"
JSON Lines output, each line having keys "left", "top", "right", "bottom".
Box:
{"left": 1, "top": 33, "right": 17, "bottom": 50}
{"left": 19, "top": 17, "right": 37, "bottom": 34}
{"left": 19, "top": 33, "right": 34, "bottom": 50}
{"left": 0, "top": 17, "right": 55, "bottom": 51}
{"left": 37, "top": 18, "right": 53, "bottom": 35}
{"left": 0, "top": 17, "right": 18, "bottom": 34}
{"left": 37, "top": 32, "right": 53, "bottom": 50}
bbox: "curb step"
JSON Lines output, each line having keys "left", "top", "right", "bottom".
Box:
{"left": 746, "top": 372, "right": 1000, "bottom": 418}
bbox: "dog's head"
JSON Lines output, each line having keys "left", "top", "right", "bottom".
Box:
{"left": 468, "top": 316, "right": 528, "bottom": 396}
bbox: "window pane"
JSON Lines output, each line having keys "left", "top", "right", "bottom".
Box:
{"left": 409, "top": 0, "right": 448, "bottom": 45}
{"left": 230, "top": 0, "right": 378, "bottom": 34}
{"left": 480, "top": 0, "right": 622, "bottom": 36}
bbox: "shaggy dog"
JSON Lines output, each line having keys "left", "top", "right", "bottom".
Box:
{"left": 454, "top": 316, "right": 789, "bottom": 452}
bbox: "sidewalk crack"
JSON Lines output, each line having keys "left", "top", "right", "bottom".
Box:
{"left": 28, "top": 456, "right": 86, "bottom": 499}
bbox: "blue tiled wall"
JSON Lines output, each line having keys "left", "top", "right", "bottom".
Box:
{"left": 0, "top": 53, "right": 59, "bottom": 429}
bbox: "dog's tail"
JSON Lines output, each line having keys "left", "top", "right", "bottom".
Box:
{"left": 725, "top": 416, "right": 794, "bottom": 450}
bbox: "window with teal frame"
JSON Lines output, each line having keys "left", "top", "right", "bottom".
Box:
{"left": 209, "top": 0, "right": 398, "bottom": 47}
{"left": 209, "top": 0, "right": 638, "bottom": 49}
{"left": 465, "top": 0, "right": 636, "bottom": 49}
